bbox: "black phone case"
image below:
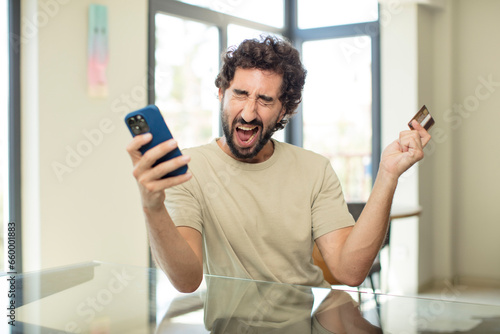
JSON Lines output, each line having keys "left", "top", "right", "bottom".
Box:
{"left": 125, "top": 105, "right": 188, "bottom": 178}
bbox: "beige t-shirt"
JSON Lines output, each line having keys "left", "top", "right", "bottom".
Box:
{"left": 164, "top": 139, "right": 354, "bottom": 288}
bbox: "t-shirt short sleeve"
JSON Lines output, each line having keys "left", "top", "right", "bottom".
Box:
{"left": 164, "top": 180, "right": 203, "bottom": 233}
{"left": 311, "top": 162, "right": 355, "bottom": 240}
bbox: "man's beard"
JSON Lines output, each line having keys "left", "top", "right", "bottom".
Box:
{"left": 220, "top": 104, "right": 279, "bottom": 160}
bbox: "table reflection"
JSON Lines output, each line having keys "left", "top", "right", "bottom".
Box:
{"left": 157, "top": 275, "right": 381, "bottom": 333}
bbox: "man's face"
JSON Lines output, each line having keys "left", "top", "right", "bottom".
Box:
{"left": 218, "top": 68, "right": 285, "bottom": 162}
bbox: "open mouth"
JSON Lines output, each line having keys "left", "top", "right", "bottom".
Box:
{"left": 235, "top": 125, "right": 259, "bottom": 146}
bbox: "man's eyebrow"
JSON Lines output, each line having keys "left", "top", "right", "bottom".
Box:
{"left": 257, "top": 94, "right": 274, "bottom": 102}
{"left": 233, "top": 88, "right": 248, "bottom": 95}
{"left": 232, "top": 89, "right": 274, "bottom": 102}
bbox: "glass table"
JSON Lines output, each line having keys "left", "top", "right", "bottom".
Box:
{"left": 1, "top": 261, "right": 500, "bottom": 333}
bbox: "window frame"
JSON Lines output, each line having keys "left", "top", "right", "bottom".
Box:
{"left": 148, "top": 0, "right": 285, "bottom": 137}
{"left": 285, "top": 0, "right": 381, "bottom": 182}
{"left": 148, "top": 0, "right": 380, "bottom": 180}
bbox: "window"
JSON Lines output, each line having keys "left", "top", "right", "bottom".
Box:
{"left": 151, "top": 0, "right": 285, "bottom": 148}
{"left": 296, "top": 1, "right": 380, "bottom": 202}
{"left": 155, "top": 13, "right": 220, "bottom": 148}
{"left": 298, "top": 0, "right": 378, "bottom": 29}
{"left": 177, "top": 0, "right": 284, "bottom": 28}
{"left": 302, "top": 36, "right": 375, "bottom": 201}
{"left": 227, "top": 24, "right": 274, "bottom": 49}
{"left": 149, "top": 0, "right": 380, "bottom": 205}
{"left": 149, "top": 2, "right": 380, "bottom": 201}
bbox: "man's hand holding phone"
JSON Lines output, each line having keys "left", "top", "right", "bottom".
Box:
{"left": 125, "top": 105, "right": 192, "bottom": 211}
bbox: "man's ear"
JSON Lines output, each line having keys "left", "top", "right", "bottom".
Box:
{"left": 277, "top": 107, "right": 286, "bottom": 123}
{"left": 218, "top": 88, "right": 224, "bottom": 102}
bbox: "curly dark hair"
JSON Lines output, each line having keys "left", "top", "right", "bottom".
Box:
{"left": 215, "top": 35, "right": 307, "bottom": 131}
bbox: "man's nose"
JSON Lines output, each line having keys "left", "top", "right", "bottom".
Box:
{"left": 241, "top": 98, "right": 258, "bottom": 123}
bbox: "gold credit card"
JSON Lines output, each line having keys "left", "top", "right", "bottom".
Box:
{"left": 409, "top": 105, "right": 435, "bottom": 131}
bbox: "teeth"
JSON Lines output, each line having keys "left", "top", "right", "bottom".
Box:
{"left": 245, "top": 132, "right": 256, "bottom": 143}
{"left": 238, "top": 125, "right": 257, "bottom": 131}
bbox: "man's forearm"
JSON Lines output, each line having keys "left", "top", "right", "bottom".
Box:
{"left": 333, "top": 121, "right": 430, "bottom": 285}
{"left": 338, "top": 169, "right": 398, "bottom": 283}
{"left": 143, "top": 205, "right": 203, "bottom": 292}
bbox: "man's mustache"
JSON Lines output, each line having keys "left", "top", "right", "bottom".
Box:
{"left": 232, "top": 117, "right": 263, "bottom": 128}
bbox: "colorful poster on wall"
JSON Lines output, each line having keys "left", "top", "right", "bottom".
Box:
{"left": 87, "top": 4, "right": 108, "bottom": 98}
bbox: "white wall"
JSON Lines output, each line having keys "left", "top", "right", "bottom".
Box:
{"left": 380, "top": 1, "right": 421, "bottom": 294}
{"left": 419, "top": 0, "right": 455, "bottom": 288}
{"left": 450, "top": 0, "right": 500, "bottom": 285}
{"left": 422, "top": 0, "right": 500, "bottom": 287}
{"left": 21, "top": 0, "right": 149, "bottom": 271}
{"left": 383, "top": 0, "right": 500, "bottom": 291}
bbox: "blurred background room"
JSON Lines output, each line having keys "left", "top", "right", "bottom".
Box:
{"left": 2, "top": 0, "right": 500, "bottom": 306}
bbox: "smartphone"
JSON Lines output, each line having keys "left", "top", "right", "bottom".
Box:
{"left": 125, "top": 105, "right": 188, "bottom": 178}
